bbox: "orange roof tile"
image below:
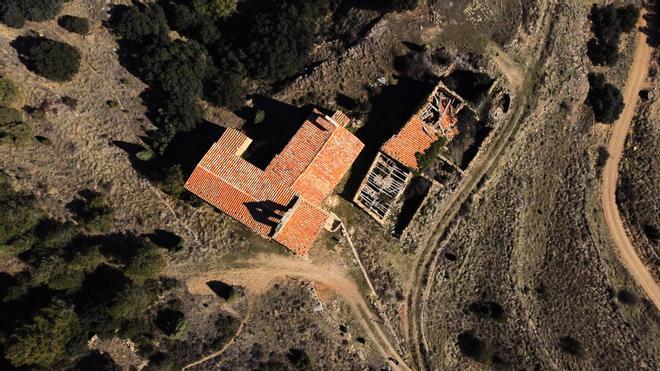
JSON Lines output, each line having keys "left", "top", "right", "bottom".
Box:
{"left": 184, "top": 109, "right": 363, "bottom": 255}
{"left": 273, "top": 198, "right": 329, "bottom": 255}
{"left": 292, "top": 126, "right": 364, "bottom": 204}
{"left": 381, "top": 116, "right": 438, "bottom": 170}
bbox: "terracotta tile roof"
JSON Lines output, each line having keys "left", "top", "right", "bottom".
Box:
{"left": 266, "top": 110, "right": 336, "bottom": 187}
{"left": 273, "top": 198, "right": 329, "bottom": 255}
{"left": 292, "top": 126, "right": 364, "bottom": 204}
{"left": 381, "top": 96, "right": 458, "bottom": 170}
{"left": 381, "top": 116, "right": 438, "bottom": 170}
{"left": 186, "top": 167, "right": 275, "bottom": 237}
{"left": 184, "top": 109, "right": 363, "bottom": 255}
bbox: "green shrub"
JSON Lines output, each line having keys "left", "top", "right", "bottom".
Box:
{"left": 587, "top": 73, "right": 624, "bottom": 124}
{"left": 5, "top": 300, "right": 80, "bottom": 368}
{"left": 61, "top": 96, "right": 78, "bottom": 109}
{"left": 58, "top": 15, "right": 90, "bottom": 35}
{"left": 0, "top": 121, "right": 32, "bottom": 144}
{"left": 191, "top": 0, "right": 236, "bottom": 20}
{"left": 13, "top": 36, "right": 81, "bottom": 82}
{"left": 0, "top": 106, "right": 23, "bottom": 124}
{"left": 0, "top": 0, "right": 64, "bottom": 28}
{"left": 616, "top": 289, "right": 638, "bottom": 304}
{"left": 31, "top": 246, "right": 105, "bottom": 291}
{"left": 0, "top": 172, "right": 42, "bottom": 249}
{"left": 108, "top": 283, "right": 158, "bottom": 321}
{"left": 136, "top": 149, "right": 155, "bottom": 161}
{"left": 0, "top": 76, "right": 19, "bottom": 106}
{"left": 159, "top": 164, "right": 185, "bottom": 197}
{"left": 155, "top": 309, "right": 187, "bottom": 336}
{"left": 78, "top": 194, "right": 114, "bottom": 233}
{"left": 558, "top": 336, "right": 583, "bottom": 357}
{"left": 106, "top": 99, "right": 119, "bottom": 108}
{"left": 415, "top": 137, "right": 446, "bottom": 173}
{"left": 253, "top": 109, "right": 266, "bottom": 124}
{"left": 467, "top": 301, "right": 505, "bottom": 321}
{"left": 124, "top": 246, "right": 165, "bottom": 283}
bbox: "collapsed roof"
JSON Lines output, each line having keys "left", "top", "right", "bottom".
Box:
{"left": 185, "top": 109, "right": 363, "bottom": 255}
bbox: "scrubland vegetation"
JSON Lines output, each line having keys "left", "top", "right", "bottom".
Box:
{"left": 0, "top": 172, "right": 188, "bottom": 369}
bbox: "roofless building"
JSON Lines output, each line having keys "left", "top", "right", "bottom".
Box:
{"left": 354, "top": 84, "right": 463, "bottom": 223}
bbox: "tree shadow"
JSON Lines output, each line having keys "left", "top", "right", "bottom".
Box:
{"left": 207, "top": 280, "right": 234, "bottom": 300}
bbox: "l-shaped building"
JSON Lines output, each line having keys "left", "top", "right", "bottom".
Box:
{"left": 185, "top": 109, "right": 364, "bottom": 255}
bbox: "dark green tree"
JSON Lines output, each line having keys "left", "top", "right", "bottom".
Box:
{"left": 587, "top": 73, "right": 624, "bottom": 124}
{"left": 243, "top": 0, "right": 330, "bottom": 80}
{"left": 13, "top": 36, "right": 81, "bottom": 82}
{"left": 588, "top": 4, "right": 640, "bottom": 66}
{"left": 113, "top": 4, "right": 169, "bottom": 42}
{"left": 124, "top": 245, "right": 165, "bottom": 283}
{"left": 0, "top": 0, "right": 64, "bottom": 28}
{"left": 58, "top": 15, "right": 90, "bottom": 35}
{"left": 5, "top": 300, "right": 81, "bottom": 368}
{"left": 78, "top": 194, "right": 114, "bottom": 233}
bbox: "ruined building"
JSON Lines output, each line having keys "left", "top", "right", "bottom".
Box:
{"left": 185, "top": 109, "right": 364, "bottom": 255}
{"left": 354, "top": 84, "right": 462, "bottom": 223}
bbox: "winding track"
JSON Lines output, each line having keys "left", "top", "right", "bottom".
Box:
{"left": 601, "top": 14, "right": 659, "bottom": 310}
{"left": 402, "top": 1, "right": 557, "bottom": 368}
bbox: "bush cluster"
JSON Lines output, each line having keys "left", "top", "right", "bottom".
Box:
{"left": 58, "top": 15, "right": 90, "bottom": 35}
{"left": 0, "top": 77, "right": 32, "bottom": 145}
{"left": 587, "top": 4, "right": 639, "bottom": 66}
{"left": 109, "top": 0, "right": 333, "bottom": 156}
{"left": 415, "top": 137, "right": 446, "bottom": 173}
{"left": 12, "top": 36, "right": 81, "bottom": 82}
{"left": 0, "top": 76, "right": 19, "bottom": 106}
{"left": 586, "top": 73, "right": 624, "bottom": 124}
{"left": 0, "top": 0, "right": 64, "bottom": 28}
{"left": 0, "top": 176, "right": 179, "bottom": 369}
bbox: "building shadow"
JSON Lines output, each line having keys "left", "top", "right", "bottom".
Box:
{"left": 244, "top": 200, "right": 290, "bottom": 230}
{"left": 240, "top": 96, "right": 309, "bottom": 169}
{"left": 341, "top": 77, "right": 435, "bottom": 199}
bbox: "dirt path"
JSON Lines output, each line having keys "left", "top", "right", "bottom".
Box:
{"left": 184, "top": 254, "right": 410, "bottom": 370}
{"left": 601, "top": 15, "right": 659, "bottom": 310}
{"left": 401, "top": 0, "right": 556, "bottom": 368}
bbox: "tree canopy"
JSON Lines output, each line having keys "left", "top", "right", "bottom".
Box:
{"left": 5, "top": 300, "right": 80, "bottom": 368}
{"left": 587, "top": 73, "right": 624, "bottom": 124}
{"left": 0, "top": 0, "right": 64, "bottom": 28}
{"left": 13, "top": 36, "right": 81, "bottom": 82}
{"left": 587, "top": 4, "right": 640, "bottom": 66}
{"left": 58, "top": 15, "right": 90, "bottom": 35}
{"left": 242, "top": 0, "right": 329, "bottom": 80}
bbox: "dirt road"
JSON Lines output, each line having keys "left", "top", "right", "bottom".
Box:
{"left": 601, "top": 17, "right": 659, "bottom": 310}
{"left": 184, "top": 254, "right": 410, "bottom": 370}
{"left": 402, "top": 0, "right": 556, "bottom": 368}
